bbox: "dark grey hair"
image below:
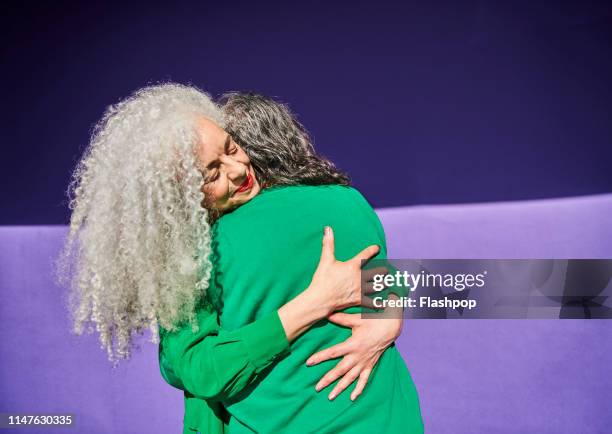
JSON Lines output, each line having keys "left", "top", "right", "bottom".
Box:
{"left": 219, "top": 92, "right": 350, "bottom": 188}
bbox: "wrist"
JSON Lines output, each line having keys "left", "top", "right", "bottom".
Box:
{"left": 278, "top": 286, "right": 333, "bottom": 342}
{"left": 302, "top": 284, "right": 334, "bottom": 318}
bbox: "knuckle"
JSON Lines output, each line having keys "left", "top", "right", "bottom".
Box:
{"left": 345, "top": 341, "right": 359, "bottom": 353}
{"left": 338, "top": 359, "right": 354, "bottom": 371}
{"left": 360, "top": 370, "right": 372, "bottom": 381}
{"left": 345, "top": 368, "right": 359, "bottom": 381}
{"left": 328, "top": 370, "right": 342, "bottom": 381}
{"left": 337, "top": 379, "right": 350, "bottom": 389}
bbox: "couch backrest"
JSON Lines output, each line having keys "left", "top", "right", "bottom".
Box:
{"left": 1, "top": 193, "right": 610, "bottom": 433}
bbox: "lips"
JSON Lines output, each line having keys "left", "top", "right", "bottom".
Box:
{"left": 235, "top": 172, "right": 254, "bottom": 194}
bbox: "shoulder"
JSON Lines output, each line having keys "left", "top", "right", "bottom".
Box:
{"left": 215, "top": 184, "right": 383, "bottom": 247}
{"left": 217, "top": 185, "right": 374, "bottom": 225}
{"left": 250, "top": 184, "right": 374, "bottom": 209}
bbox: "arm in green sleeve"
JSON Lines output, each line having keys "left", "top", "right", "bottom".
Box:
{"left": 158, "top": 304, "right": 290, "bottom": 402}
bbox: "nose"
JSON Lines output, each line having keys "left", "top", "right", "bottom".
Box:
{"left": 220, "top": 154, "right": 247, "bottom": 183}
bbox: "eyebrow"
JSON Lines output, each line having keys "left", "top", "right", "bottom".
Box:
{"left": 206, "top": 134, "right": 232, "bottom": 170}
{"left": 223, "top": 134, "right": 231, "bottom": 154}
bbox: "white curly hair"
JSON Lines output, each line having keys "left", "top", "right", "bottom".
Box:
{"left": 56, "top": 82, "right": 222, "bottom": 364}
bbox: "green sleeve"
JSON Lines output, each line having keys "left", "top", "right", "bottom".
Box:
{"left": 158, "top": 306, "right": 290, "bottom": 402}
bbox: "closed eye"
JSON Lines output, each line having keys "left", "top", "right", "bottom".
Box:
{"left": 205, "top": 170, "right": 220, "bottom": 183}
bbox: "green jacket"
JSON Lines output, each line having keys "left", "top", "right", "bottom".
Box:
{"left": 159, "top": 307, "right": 290, "bottom": 433}
{"left": 159, "top": 185, "right": 423, "bottom": 433}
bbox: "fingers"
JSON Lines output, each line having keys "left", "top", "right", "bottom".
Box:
{"left": 315, "top": 358, "right": 353, "bottom": 393}
{"left": 350, "top": 368, "right": 373, "bottom": 401}
{"left": 327, "top": 312, "right": 360, "bottom": 328}
{"left": 319, "top": 226, "right": 335, "bottom": 264}
{"left": 361, "top": 266, "right": 388, "bottom": 282}
{"left": 306, "top": 341, "right": 352, "bottom": 366}
{"left": 359, "top": 295, "right": 378, "bottom": 310}
{"left": 361, "top": 267, "right": 389, "bottom": 295}
{"left": 351, "top": 244, "right": 380, "bottom": 266}
{"left": 362, "top": 282, "right": 380, "bottom": 295}
{"left": 328, "top": 365, "right": 361, "bottom": 400}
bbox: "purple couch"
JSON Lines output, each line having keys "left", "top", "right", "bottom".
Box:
{"left": 1, "top": 193, "right": 610, "bottom": 433}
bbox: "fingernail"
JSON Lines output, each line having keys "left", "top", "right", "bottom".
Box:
{"left": 350, "top": 393, "right": 356, "bottom": 401}
{"left": 324, "top": 226, "right": 331, "bottom": 235}
{"left": 315, "top": 384, "right": 321, "bottom": 392}
{"left": 306, "top": 359, "right": 313, "bottom": 366}
{"left": 329, "top": 392, "right": 336, "bottom": 400}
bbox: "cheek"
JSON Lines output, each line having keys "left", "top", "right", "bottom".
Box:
{"left": 203, "top": 182, "right": 231, "bottom": 210}
{"left": 201, "top": 184, "right": 218, "bottom": 205}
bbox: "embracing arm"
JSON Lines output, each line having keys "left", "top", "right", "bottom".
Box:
{"left": 158, "top": 227, "right": 380, "bottom": 401}
{"left": 306, "top": 236, "right": 410, "bottom": 401}
{"left": 159, "top": 306, "right": 290, "bottom": 401}
{"left": 158, "top": 285, "right": 336, "bottom": 401}
{"left": 305, "top": 293, "right": 404, "bottom": 401}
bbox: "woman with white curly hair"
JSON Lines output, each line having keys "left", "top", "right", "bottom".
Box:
{"left": 58, "top": 83, "right": 423, "bottom": 434}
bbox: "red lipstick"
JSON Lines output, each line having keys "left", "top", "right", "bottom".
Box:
{"left": 235, "top": 173, "right": 253, "bottom": 194}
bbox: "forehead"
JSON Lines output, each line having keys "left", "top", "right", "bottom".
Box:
{"left": 195, "top": 115, "right": 227, "bottom": 165}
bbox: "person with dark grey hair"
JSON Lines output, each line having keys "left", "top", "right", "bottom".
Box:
{"left": 220, "top": 92, "right": 350, "bottom": 189}
{"left": 159, "top": 92, "right": 423, "bottom": 433}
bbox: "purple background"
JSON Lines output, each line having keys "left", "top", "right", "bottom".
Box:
{"left": 2, "top": 1, "right": 611, "bottom": 433}
{"left": 1, "top": 194, "right": 611, "bottom": 433}
{"left": 1, "top": 0, "right": 611, "bottom": 224}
